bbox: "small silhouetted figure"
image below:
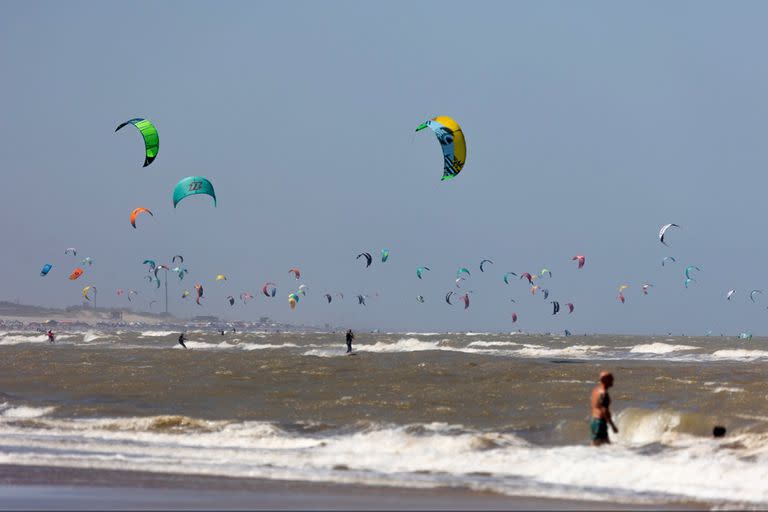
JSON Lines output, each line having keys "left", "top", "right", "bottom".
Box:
{"left": 232, "top": 327, "right": 236, "bottom": 334}
{"left": 713, "top": 426, "right": 726, "bottom": 438}
{"left": 47, "top": 330, "right": 55, "bottom": 343}
{"left": 345, "top": 329, "right": 355, "bottom": 353}
{"left": 178, "top": 333, "right": 187, "bottom": 349}
{"left": 220, "top": 329, "right": 225, "bottom": 335}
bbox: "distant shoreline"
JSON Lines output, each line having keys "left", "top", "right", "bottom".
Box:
{"left": 0, "top": 300, "right": 309, "bottom": 331}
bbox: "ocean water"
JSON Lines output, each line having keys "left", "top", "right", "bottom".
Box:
{"left": 0, "top": 330, "right": 767, "bottom": 507}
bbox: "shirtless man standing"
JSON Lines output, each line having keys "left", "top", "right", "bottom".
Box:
{"left": 590, "top": 371, "right": 618, "bottom": 446}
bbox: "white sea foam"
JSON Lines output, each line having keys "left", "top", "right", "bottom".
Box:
{"left": 511, "top": 344, "right": 606, "bottom": 358}
{"left": 140, "top": 331, "right": 177, "bottom": 337}
{"left": 82, "top": 331, "right": 103, "bottom": 343}
{"left": 0, "top": 334, "right": 48, "bottom": 345}
{"left": 711, "top": 349, "right": 768, "bottom": 361}
{"left": 241, "top": 343, "right": 299, "bottom": 351}
{"left": 361, "top": 338, "right": 444, "bottom": 353}
{"left": 0, "top": 402, "right": 56, "bottom": 418}
{"left": 0, "top": 412, "right": 766, "bottom": 506}
{"left": 629, "top": 343, "right": 699, "bottom": 354}
{"left": 467, "top": 341, "right": 522, "bottom": 348}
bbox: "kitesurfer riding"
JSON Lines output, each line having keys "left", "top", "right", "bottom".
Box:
{"left": 345, "top": 329, "right": 355, "bottom": 353}
{"left": 178, "top": 333, "right": 187, "bottom": 349}
{"left": 590, "top": 371, "right": 618, "bottom": 446}
{"left": 46, "top": 330, "right": 55, "bottom": 343}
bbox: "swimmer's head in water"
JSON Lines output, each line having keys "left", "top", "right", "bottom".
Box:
{"left": 599, "top": 371, "right": 614, "bottom": 387}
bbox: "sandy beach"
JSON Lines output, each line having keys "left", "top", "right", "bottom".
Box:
{"left": 0, "top": 465, "right": 704, "bottom": 511}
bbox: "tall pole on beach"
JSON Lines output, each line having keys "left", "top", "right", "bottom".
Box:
{"left": 164, "top": 268, "right": 168, "bottom": 315}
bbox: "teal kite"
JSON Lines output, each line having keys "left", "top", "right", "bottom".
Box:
{"left": 503, "top": 272, "right": 517, "bottom": 284}
{"left": 115, "top": 118, "right": 159, "bottom": 167}
{"left": 381, "top": 249, "right": 390, "bottom": 263}
{"left": 456, "top": 267, "right": 471, "bottom": 279}
{"left": 416, "top": 266, "right": 430, "bottom": 279}
{"left": 173, "top": 176, "right": 217, "bottom": 208}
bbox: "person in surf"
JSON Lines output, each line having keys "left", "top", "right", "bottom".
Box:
{"left": 590, "top": 371, "right": 618, "bottom": 446}
{"left": 177, "top": 332, "right": 187, "bottom": 349}
{"left": 345, "top": 329, "right": 355, "bottom": 353}
{"left": 46, "top": 330, "right": 55, "bottom": 343}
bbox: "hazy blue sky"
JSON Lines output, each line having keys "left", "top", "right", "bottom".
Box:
{"left": 3, "top": 1, "right": 768, "bottom": 333}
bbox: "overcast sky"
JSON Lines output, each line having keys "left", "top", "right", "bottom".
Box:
{"left": 3, "top": 1, "right": 768, "bottom": 333}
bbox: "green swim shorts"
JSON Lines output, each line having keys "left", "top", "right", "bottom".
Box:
{"left": 590, "top": 417, "right": 609, "bottom": 442}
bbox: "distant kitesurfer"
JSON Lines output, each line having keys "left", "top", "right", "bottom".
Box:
{"left": 345, "top": 329, "right": 355, "bottom": 353}
{"left": 713, "top": 426, "right": 726, "bottom": 438}
{"left": 178, "top": 333, "right": 187, "bottom": 349}
{"left": 46, "top": 330, "right": 55, "bottom": 343}
{"left": 590, "top": 371, "right": 618, "bottom": 446}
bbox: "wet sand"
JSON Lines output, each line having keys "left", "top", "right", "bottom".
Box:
{"left": 0, "top": 465, "right": 704, "bottom": 510}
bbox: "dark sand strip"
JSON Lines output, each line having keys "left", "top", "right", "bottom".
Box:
{"left": 0, "top": 464, "right": 704, "bottom": 510}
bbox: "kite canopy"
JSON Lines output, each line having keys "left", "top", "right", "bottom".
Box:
{"left": 357, "top": 252, "right": 373, "bottom": 268}
{"left": 215, "top": 274, "right": 227, "bottom": 281}
{"left": 456, "top": 267, "right": 471, "bottom": 279}
{"left": 572, "top": 255, "right": 585, "bottom": 269}
{"left": 226, "top": 296, "right": 235, "bottom": 306}
{"left": 40, "top": 264, "right": 52, "bottom": 276}
{"left": 659, "top": 223, "right": 680, "bottom": 246}
{"left": 479, "top": 259, "right": 493, "bottom": 272}
{"left": 416, "top": 266, "right": 430, "bottom": 279}
{"left": 172, "top": 255, "right": 184, "bottom": 264}
{"left": 684, "top": 265, "right": 701, "bottom": 280}
{"left": 288, "top": 268, "right": 301, "bottom": 280}
{"left": 381, "top": 249, "right": 390, "bottom": 263}
{"left": 130, "top": 207, "right": 153, "bottom": 228}
{"left": 65, "top": 248, "right": 77, "bottom": 256}
{"left": 68, "top": 268, "right": 84, "bottom": 280}
{"left": 173, "top": 176, "right": 216, "bottom": 208}
{"left": 194, "top": 284, "right": 204, "bottom": 305}
{"left": 511, "top": 312, "right": 518, "bottom": 323}
{"left": 503, "top": 272, "right": 517, "bottom": 284}
{"left": 416, "top": 116, "right": 467, "bottom": 181}
{"left": 262, "top": 282, "right": 277, "bottom": 297}
{"left": 115, "top": 118, "right": 159, "bottom": 167}
{"left": 82, "top": 286, "right": 97, "bottom": 301}
{"left": 417, "top": 295, "right": 425, "bottom": 303}
{"left": 566, "top": 303, "right": 574, "bottom": 313}
{"left": 662, "top": 256, "right": 676, "bottom": 266}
